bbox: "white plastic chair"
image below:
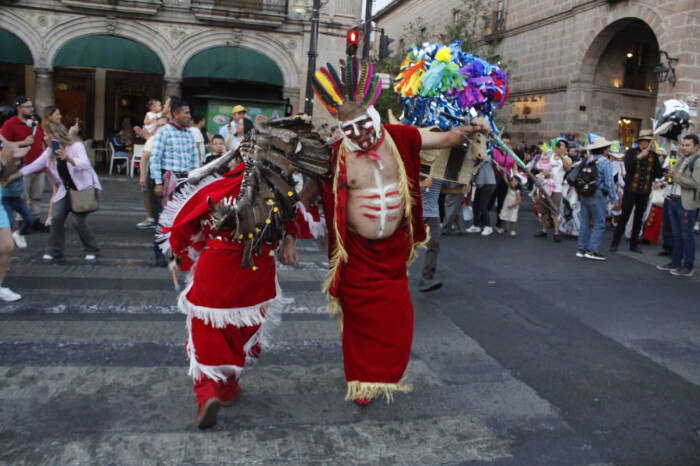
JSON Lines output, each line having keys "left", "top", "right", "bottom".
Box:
{"left": 129, "top": 144, "right": 145, "bottom": 177}
{"left": 91, "top": 141, "right": 110, "bottom": 168}
{"left": 109, "top": 142, "right": 129, "bottom": 175}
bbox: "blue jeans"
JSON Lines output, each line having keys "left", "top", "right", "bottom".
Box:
{"left": 668, "top": 197, "right": 697, "bottom": 269}
{"left": 2, "top": 196, "right": 35, "bottom": 234}
{"left": 578, "top": 191, "right": 607, "bottom": 253}
{"left": 661, "top": 198, "right": 673, "bottom": 253}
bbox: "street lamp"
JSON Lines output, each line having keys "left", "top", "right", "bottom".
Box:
{"left": 653, "top": 50, "right": 678, "bottom": 87}
{"left": 303, "top": 0, "right": 322, "bottom": 116}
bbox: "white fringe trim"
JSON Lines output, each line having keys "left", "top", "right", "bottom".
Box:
{"left": 178, "top": 272, "right": 291, "bottom": 328}
{"left": 181, "top": 267, "right": 291, "bottom": 382}
{"left": 186, "top": 314, "right": 245, "bottom": 383}
{"left": 157, "top": 174, "right": 221, "bottom": 256}
{"left": 295, "top": 201, "right": 326, "bottom": 239}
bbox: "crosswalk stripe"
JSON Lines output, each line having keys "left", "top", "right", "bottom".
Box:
{"left": 0, "top": 320, "right": 340, "bottom": 344}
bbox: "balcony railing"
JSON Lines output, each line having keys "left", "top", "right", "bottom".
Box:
{"left": 191, "top": 0, "right": 287, "bottom": 15}
{"left": 61, "top": 0, "right": 161, "bottom": 15}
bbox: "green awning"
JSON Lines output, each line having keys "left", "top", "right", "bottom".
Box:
{"left": 183, "top": 47, "right": 283, "bottom": 86}
{"left": 0, "top": 28, "right": 33, "bottom": 65}
{"left": 54, "top": 35, "right": 164, "bottom": 74}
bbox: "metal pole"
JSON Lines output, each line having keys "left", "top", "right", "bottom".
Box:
{"left": 362, "top": 0, "right": 372, "bottom": 59}
{"left": 304, "top": 0, "right": 322, "bottom": 116}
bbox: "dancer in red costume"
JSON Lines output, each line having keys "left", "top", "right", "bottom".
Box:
{"left": 160, "top": 117, "right": 327, "bottom": 429}
{"left": 280, "top": 57, "right": 491, "bottom": 404}
{"left": 160, "top": 164, "right": 290, "bottom": 429}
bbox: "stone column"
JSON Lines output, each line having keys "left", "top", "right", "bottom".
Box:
{"left": 163, "top": 77, "right": 183, "bottom": 99}
{"left": 33, "top": 67, "right": 55, "bottom": 113}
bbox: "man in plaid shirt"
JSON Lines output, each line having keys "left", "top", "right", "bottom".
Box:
{"left": 148, "top": 97, "right": 199, "bottom": 266}
{"left": 149, "top": 97, "right": 199, "bottom": 196}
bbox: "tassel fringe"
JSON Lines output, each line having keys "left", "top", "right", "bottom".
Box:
{"left": 345, "top": 379, "right": 412, "bottom": 403}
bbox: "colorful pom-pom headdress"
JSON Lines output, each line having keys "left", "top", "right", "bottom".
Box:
{"left": 394, "top": 40, "right": 509, "bottom": 131}
{"left": 312, "top": 56, "right": 383, "bottom": 118}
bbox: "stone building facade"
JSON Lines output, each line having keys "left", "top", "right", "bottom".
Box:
{"left": 0, "top": 0, "right": 361, "bottom": 141}
{"left": 375, "top": 0, "right": 699, "bottom": 147}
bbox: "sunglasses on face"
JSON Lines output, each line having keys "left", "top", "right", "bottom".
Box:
{"left": 341, "top": 114, "right": 372, "bottom": 137}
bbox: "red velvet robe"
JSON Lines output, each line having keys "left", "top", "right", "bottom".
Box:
{"left": 318, "top": 124, "right": 427, "bottom": 401}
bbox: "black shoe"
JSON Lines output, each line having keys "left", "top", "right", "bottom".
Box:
{"left": 419, "top": 279, "right": 443, "bottom": 292}
{"left": 629, "top": 245, "right": 643, "bottom": 253}
{"left": 657, "top": 250, "right": 672, "bottom": 257}
{"left": 31, "top": 219, "right": 50, "bottom": 233}
{"left": 553, "top": 234, "right": 561, "bottom": 243}
{"left": 155, "top": 257, "right": 168, "bottom": 268}
{"left": 608, "top": 243, "right": 618, "bottom": 252}
{"left": 534, "top": 230, "right": 547, "bottom": 238}
{"left": 196, "top": 398, "right": 221, "bottom": 429}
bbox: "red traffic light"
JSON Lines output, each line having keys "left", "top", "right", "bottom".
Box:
{"left": 346, "top": 28, "right": 360, "bottom": 56}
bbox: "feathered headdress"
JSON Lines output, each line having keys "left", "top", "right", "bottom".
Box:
{"left": 312, "top": 56, "right": 383, "bottom": 117}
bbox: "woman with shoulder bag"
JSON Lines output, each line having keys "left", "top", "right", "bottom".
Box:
{"left": 3, "top": 122, "right": 101, "bottom": 261}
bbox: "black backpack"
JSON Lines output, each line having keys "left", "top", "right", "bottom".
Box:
{"left": 574, "top": 157, "right": 603, "bottom": 197}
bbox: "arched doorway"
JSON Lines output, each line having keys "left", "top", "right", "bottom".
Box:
{"left": 580, "top": 19, "right": 659, "bottom": 148}
{"left": 53, "top": 35, "right": 165, "bottom": 144}
{"left": 181, "top": 46, "right": 289, "bottom": 140}
{"left": 0, "top": 28, "right": 33, "bottom": 105}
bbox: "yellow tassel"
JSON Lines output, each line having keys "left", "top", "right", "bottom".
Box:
{"left": 383, "top": 131, "right": 421, "bottom": 267}
{"left": 345, "top": 379, "right": 412, "bottom": 403}
{"left": 322, "top": 146, "right": 352, "bottom": 333}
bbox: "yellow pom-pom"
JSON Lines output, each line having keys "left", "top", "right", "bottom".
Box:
{"left": 265, "top": 218, "right": 271, "bottom": 224}
{"left": 252, "top": 265, "right": 259, "bottom": 271}
{"left": 269, "top": 250, "right": 275, "bottom": 256}
{"left": 238, "top": 234, "right": 244, "bottom": 240}
{"left": 248, "top": 233, "right": 253, "bottom": 239}
{"left": 287, "top": 191, "right": 294, "bottom": 197}
{"left": 435, "top": 47, "right": 452, "bottom": 62}
{"left": 273, "top": 207, "right": 279, "bottom": 212}
{"left": 255, "top": 227, "right": 260, "bottom": 233}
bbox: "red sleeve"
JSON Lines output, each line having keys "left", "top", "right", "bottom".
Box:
{"left": 1, "top": 120, "right": 14, "bottom": 140}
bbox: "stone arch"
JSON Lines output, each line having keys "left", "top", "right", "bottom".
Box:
{"left": 44, "top": 16, "right": 171, "bottom": 73}
{"left": 174, "top": 31, "right": 300, "bottom": 88}
{"left": 0, "top": 10, "right": 44, "bottom": 66}
{"left": 574, "top": 6, "right": 668, "bottom": 82}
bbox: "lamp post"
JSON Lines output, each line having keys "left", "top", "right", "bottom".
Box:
{"left": 653, "top": 50, "right": 679, "bottom": 87}
{"left": 303, "top": 0, "right": 322, "bottom": 116}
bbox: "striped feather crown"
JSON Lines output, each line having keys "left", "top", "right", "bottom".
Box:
{"left": 312, "top": 56, "right": 383, "bottom": 117}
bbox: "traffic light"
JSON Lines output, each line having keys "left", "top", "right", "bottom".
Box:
{"left": 346, "top": 28, "right": 360, "bottom": 56}
{"left": 379, "top": 32, "right": 395, "bottom": 60}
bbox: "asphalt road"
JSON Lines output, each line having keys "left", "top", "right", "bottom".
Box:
{"left": 1, "top": 176, "right": 699, "bottom": 465}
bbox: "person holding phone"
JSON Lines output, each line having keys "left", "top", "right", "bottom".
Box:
{"left": 2, "top": 122, "right": 101, "bottom": 262}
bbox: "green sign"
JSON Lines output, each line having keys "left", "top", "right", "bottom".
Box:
{"left": 205, "top": 99, "right": 285, "bottom": 136}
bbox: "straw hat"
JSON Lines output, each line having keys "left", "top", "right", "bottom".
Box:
{"left": 636, "top": 129, "right": 653, "bottom": 141}
{"left": 584, "top": 138, "right": 613, "bottom": 151}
